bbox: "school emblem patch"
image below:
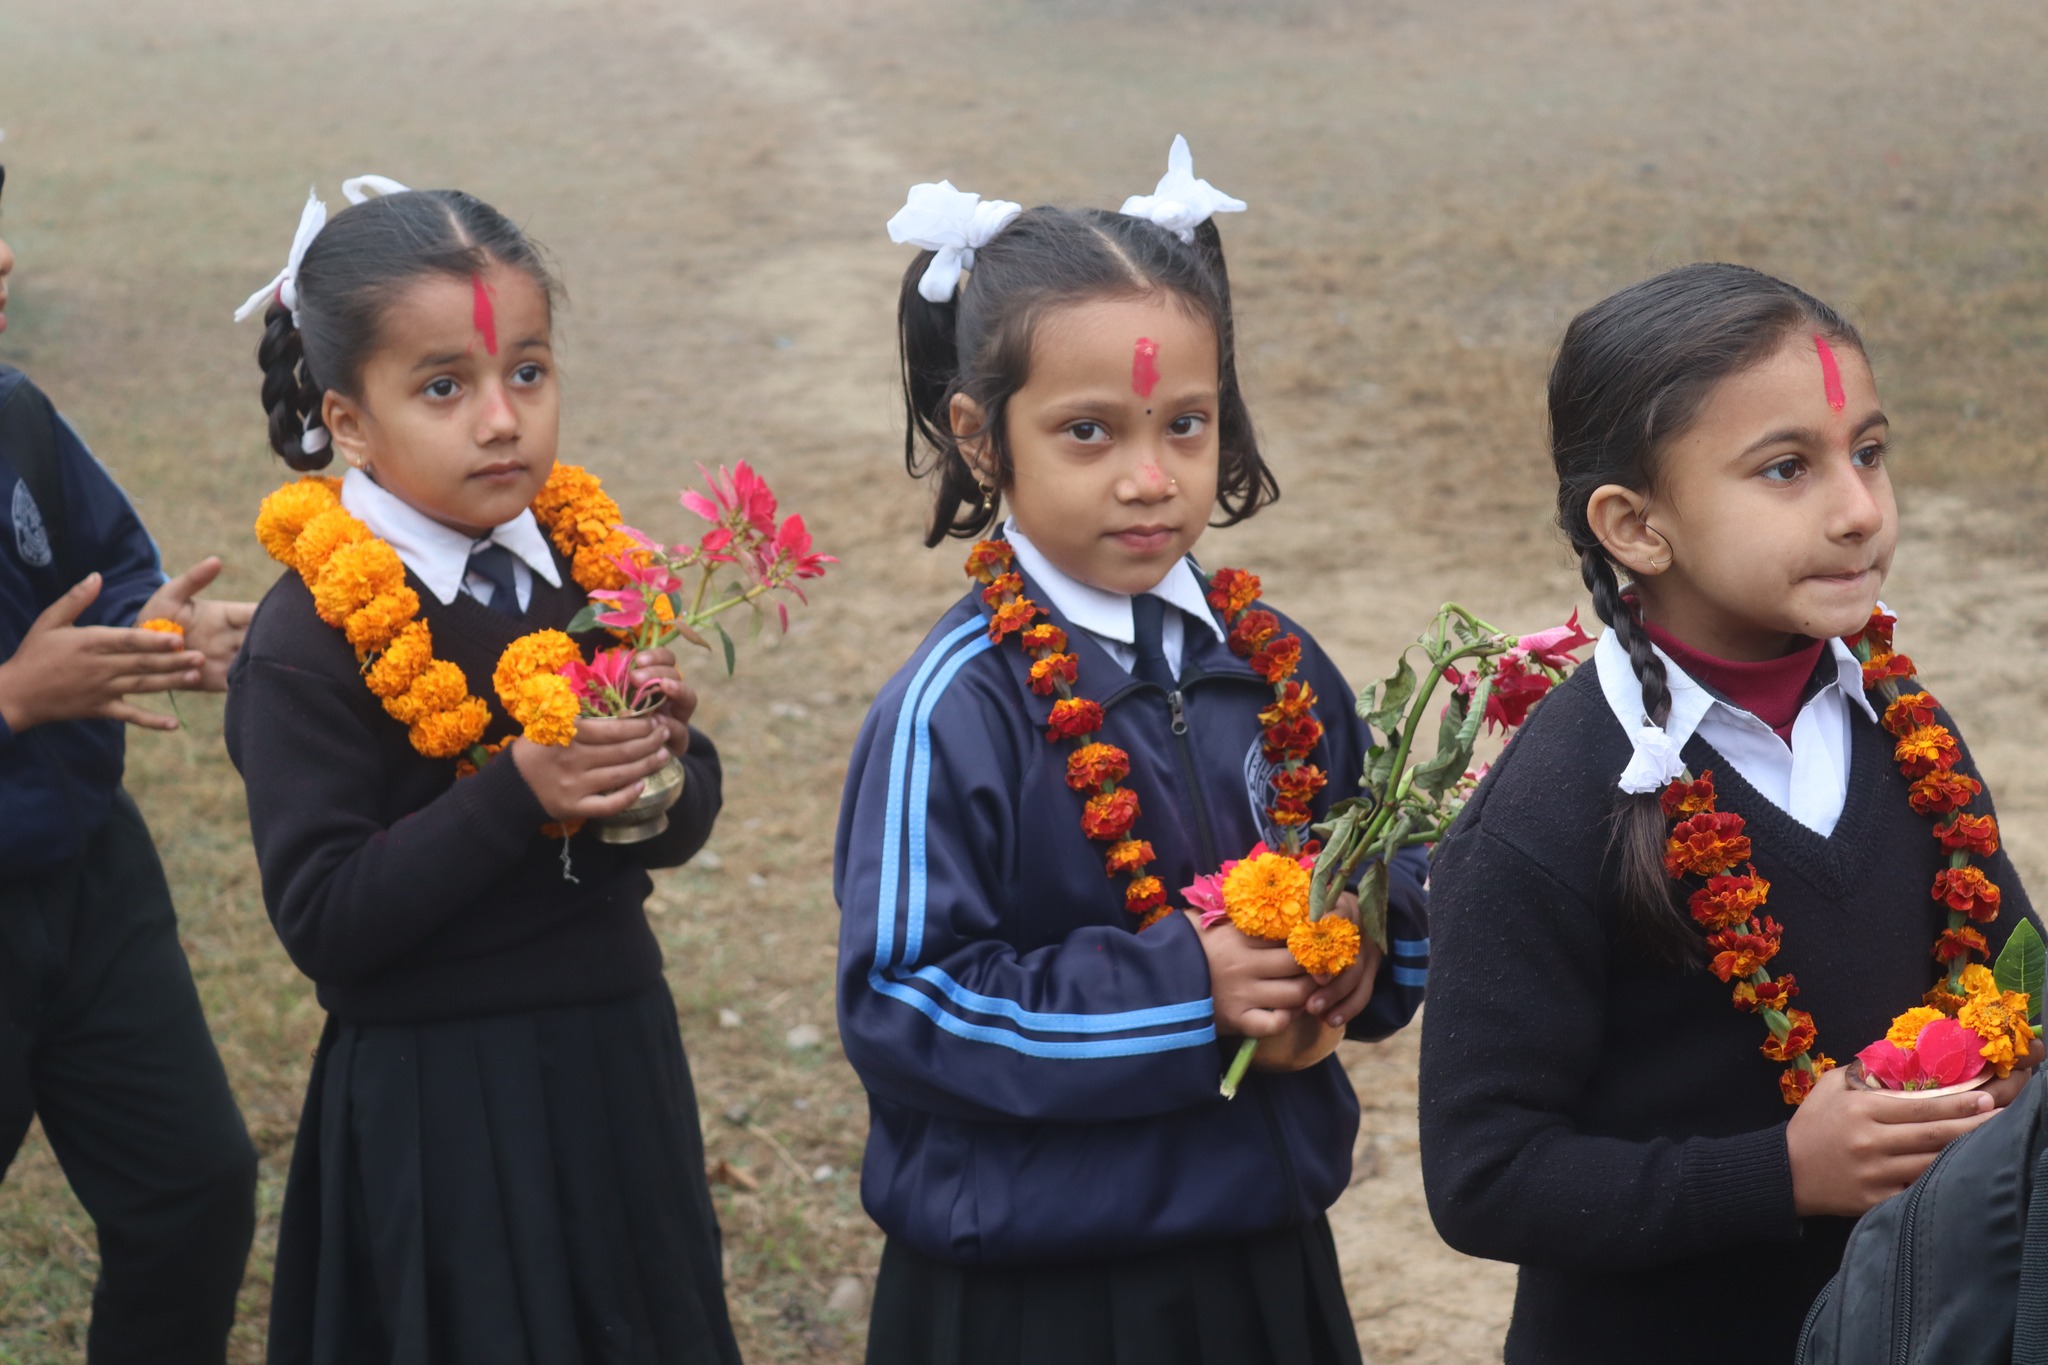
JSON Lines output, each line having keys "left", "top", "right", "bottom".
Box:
{"left": 1243, "top": 735, "right": 1284, "bottom": 848}
{"left": 12, "top": 480, "right": 51, "bottom": 568}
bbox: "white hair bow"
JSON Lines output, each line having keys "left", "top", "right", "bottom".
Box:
{"left": 1617, "top": 721, "right": 1687, "bottom": 795}
{"left": 233, "top": 188, "right": 327, "bottom": 326}
{"left": 887, "top": 180, "right": 1024, "bottom": 304}
{"left": 342, "top": 174, "right": 411, "bottom": 204}
{"left": 1119, "top": 135, "right": 1246, "bottom": 244}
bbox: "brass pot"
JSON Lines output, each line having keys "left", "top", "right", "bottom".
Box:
{"left": 595, "top": 753, "right": 687, "bottom": 844}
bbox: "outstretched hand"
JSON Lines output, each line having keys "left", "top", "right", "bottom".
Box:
{"left": 134, "top": 556, "right": 255, "bottom": 691}
{"left": 0, "top": 572, "right": 203, "bottom": 732}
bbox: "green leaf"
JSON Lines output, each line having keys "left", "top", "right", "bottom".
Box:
{"left": 1412, "top": 684, "right": 1483, "bottom": 797}
{"left": 1355, "top": 861, "right": 1391, "bottom": 955}
{"left": 1994, "top": 920, "right": 2046, "bottom": 1025}
{"left": 713, "top": 620, "right": 738, "bottom": 675}
{"left": 1362, "top": 655, "right": 1417, "bottom": 737}
{"left": 747, "top": 605, "right": 766, "bottom": 641}
{"left": 1362, "top": 742, "right": 1396, "bottom": 797}
{"left": 565, "top": 604, "right": 603, "bottom": 635}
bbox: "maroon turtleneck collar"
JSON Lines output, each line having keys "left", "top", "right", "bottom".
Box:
{"left": 1639, "top": 620, "right": 1828, "bottom": 744}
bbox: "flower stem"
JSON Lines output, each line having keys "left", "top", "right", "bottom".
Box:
{"left": 1219, "top": 1037, "right": 1258, "bottom": 1099}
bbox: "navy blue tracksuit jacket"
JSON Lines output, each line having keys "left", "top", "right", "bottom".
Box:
{"left": 834, "top": 570, "right": 1428, "bottom": 1265}
{"left": 0, "top": 369, "right": 164, "bottom": 876}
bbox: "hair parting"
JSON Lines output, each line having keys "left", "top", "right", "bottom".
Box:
{"left": 1549, "top": 262, "right": 1863, "bottom": 965}
{"left": 897, "top": 205, "right": 1276, "bottom": 547}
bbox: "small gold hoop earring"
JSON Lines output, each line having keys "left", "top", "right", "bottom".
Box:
{"left": 976, "top": 479, "right": 995, "bottom": 510}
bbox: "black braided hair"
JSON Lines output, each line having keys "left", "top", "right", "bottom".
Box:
{"left": 1550, "top": 262, "right": 1863, "bottom": 965}
{"left": 251, "top": 188, "right": 557, "bottom": 470}
{"left": 897, "top": 204, "right": 1276, "bottom": 547}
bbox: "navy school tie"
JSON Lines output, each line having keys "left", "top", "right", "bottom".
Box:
{"left": 465, "top": 541, "right": 525, "bottom": 618}
{"left": 1130, "top": 593, "right": 1176, "bottom": 690}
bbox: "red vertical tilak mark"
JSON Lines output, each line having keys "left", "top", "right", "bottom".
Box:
{"left": 1814, "top": 333, "right": 1846, "bottom": 412}
{"left": 1131, "top": 337, "right": 1160, "bottom": 398}
{"left": 472, "top": 273, "right": 499, "bottom": 356}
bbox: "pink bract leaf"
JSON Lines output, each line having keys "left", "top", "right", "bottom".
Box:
{"left": 1855, "top": 1038, "right": 1914, "bottom": 1090}
{"left": 1516, "top": 610, "right": 1595, "bottom": 671}
{"left": 1911, "top": 1018, "right": 1988, "bottom": 1088}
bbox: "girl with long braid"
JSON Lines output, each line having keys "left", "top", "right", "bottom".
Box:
{"left": 1418, "top": 263, "right": 2043, "bottom": 1364}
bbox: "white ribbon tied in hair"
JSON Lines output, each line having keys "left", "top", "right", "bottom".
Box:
{"left": 233, "top": 187, "right": 328, "bottom": 326}
{"left": 342, "top": 174, "right": 412, "bottom": 205}
{"left": 1119, "top": 135, "right": 1246, "bottom": 244}
{"left": 887, "top": 180, "right": 1024, "bottom": 304}
{"left": 1617, "top": 720, "right": 1687, "bottom": 795}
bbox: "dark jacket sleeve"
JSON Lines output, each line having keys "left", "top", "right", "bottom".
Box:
{"left": 1418, "top": 814, "right": 1799, "bottom": 1272}
{"left": 834, "top": 646, "right": 1225, "bottom": 1127}
{"left": 51, "top": 413, "right": 164, "bottom": 626}
{"left": 226, "top": 647, "right": 557, "bottom": 985}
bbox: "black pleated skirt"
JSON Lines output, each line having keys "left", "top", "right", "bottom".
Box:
{"left": 865, "top": 1216, "right": 1362, "bottom": 1365}
{"left": 266, "top": 982, "right": 742, "bottom": 1365}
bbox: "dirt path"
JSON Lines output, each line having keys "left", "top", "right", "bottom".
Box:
{"left": 2, "top": 1, "right": 2045, "bottom": 1359}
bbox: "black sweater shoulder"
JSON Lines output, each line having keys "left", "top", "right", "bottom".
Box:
{"left": 225, "top": 565, "right": 723, "bottom": 1024}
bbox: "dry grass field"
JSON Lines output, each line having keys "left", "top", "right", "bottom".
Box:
{"left": 2, "top": 0, "right": 2046, "bottom": 1360}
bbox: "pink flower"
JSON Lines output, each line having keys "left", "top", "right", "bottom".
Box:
{"left": 608, "top": 533, "right": 681, "bottom": 596}
{"left": 1855, "top": 1039, "right": 1914, "bottom": 1090}
{"left": 1856, "top": 1018, "right": 1988, "bottom": 1091}
{"left": 558, "top": 646, "right": 661, "bottom": 715}
{"left": 680, "top": 461, "right": 779, "bottom": 539}
{"left": 1515, "top": 610, "right": 1594, "bottom": 671}
{"left": 587, "top": 588, "right": 647, "bottom": 631}
{"left": 752, "top": 513, "right": 835, "bottom": 597}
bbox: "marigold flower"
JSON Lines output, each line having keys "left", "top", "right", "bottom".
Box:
{"left": 1665, "top": 811, "right": 1752, "bottom": 879}
{"left": 1272, "top": 765, "right": 1328, "bottom": 804}
{"left": 1021, "top": 624, "right": 1068, "bottom": 654}
{"left": 386, "top": 659, "right": 470, "bottom": 726}
{"left": 1935, "top": 814, "right": 1999, "bottom": 857}
{"left": 989, "top": 598, "right": 1040, "bottom": 642}
{"left": 1959, "top": 964, "right": 1999, "bottom": 1000}
{"left": 1249, "top": 634, "right": 1303, "bottom": 684}
{"left": 1104, "top": 839, "right": 1155, "bottom": 875}
{"left": 1228, "top": 610, "right": 1280, "bottom": 658}
{"left": 1124, "top": 876, "right": 1166, "bottom": 915}
{"left": 1066, "top": 742, "right": 1131, "bottom": 792}
{"left": 1883, "top": 691, "right": 1940, "bottom": 738}
{"left": 1029, "top": 652, "right": 1079, "bottom": 697}
{"left": 1760, "top": 1008, "right": 1817, "bottom": 1062}
{"left": 1909, "top": 769, "right": 1983, "bottom": 816}
{"left": 1959, "top": 991, "right": 2036, "bottom": 1078}
{"left": 409, "top": 697, "right": 491, "bottom": 758}
{"left": 1688, "top": 867, "right": 1770, "bottom": 931}
{"left": 1863, "top": 651, "right": 1916, "bottom": 689}
{"left": 1270, "top": 798, "right": 1314, "bottom": 827}
{"left": 1844, "top": 609, "right": 1896, "bottom": 656}
{"left": 1659, "top": 772, "right": 1718, "bottom": 820}
{"left": 1046, "top": 697, "right": 1103, "bottom": 742}
{"left": 981, "top": 572, "right": 1024, "bottom": 607}
{"left": 1081, "top": 788, "right": 1140, "bottom": 842}
{"left": 311, "top": 539, "right": 406, "bottom": 626}
{"left": 254, "top": 477, "right": 343, "bottom": 563}
{"left": 1263, "top": 714, "right": 1323, "bottom": 764}
{"left": 365, "top": 621, "right": 435, "bottom": 698}
{"left": 1932, "top": 865, "right": 2001, "bottom": 922}
{"left": 1137, "top": 904, "right": 1174, "bottom": 932}
{"left": 1258, "top": 681, "right": 1318, "bottom": 728}
{"left": 1895, "top": 725, "right": 1960, "bottom": 778}
{"left": 292, "top": 507, "right": 371, "bottom": 586}
{"left": 1206, "top": 567, "right": 1261, "bottom": 621}
{"left": 1779, "top": 1059, "right": 1835, "bottom": 1105}
{"left": 1752, "top": 976, "right": 1799, "bottom": 1011}
{"left": 1287, "top": 914, "right": 1361, "bottom": 977}
{"left": 1934, "top": 926, "right": 1991, "bottom": 964}
{"left": 507, "top": 675, "right": 579, "bottom": 746}
{"left": 573, "top": 541, "right": 631, "bottom": 593}
{"left": 344, "top": 588, "right": 421, "bottom": 657}
{"left": 1923, "top": 981, "right": 1970, "bottom": 1016}
{"left": 137, "top": 617, "right": 183, "bottom": 638}
{"left": 1886, "top": 1006, "right": 1947, "bottom": 1049}
{"left": 1222, "top": 851, "right": 1312, "bottom": 941}
{"left": 963, "top": 540, "right": 1014, "bottom": 584}
{"left": 1706, "top": 917, "right": 1782, "bottom": 982}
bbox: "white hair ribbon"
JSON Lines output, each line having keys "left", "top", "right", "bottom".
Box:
{"left": 1119, "top": 135, "right": 1246, "bottom": 244}
{"left": 887, "top": 180, "right": 1024, "bottom": 304}
{"left": 234, "top": 187, "right": 328, "bottom": 326}
{"left": 1617, "top": 721, "right": 1687, "bottom": 795}
{"left": 342, "top": 174, "right": 411, "bottom": 205}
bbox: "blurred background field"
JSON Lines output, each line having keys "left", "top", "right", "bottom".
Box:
{"left": 1, "top": 1, "right": 2045, "bottom": 1359}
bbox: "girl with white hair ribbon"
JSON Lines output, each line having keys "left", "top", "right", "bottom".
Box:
{"left": 839, "top": 137, "right": 1429, "bottom": 1365}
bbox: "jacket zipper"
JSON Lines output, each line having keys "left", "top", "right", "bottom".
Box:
{"left": 1889, "top": 1122, "right": 1978, "bottom": 1365}
{"left": 1165, "top": 687, "right": 1219, "bottom": 869}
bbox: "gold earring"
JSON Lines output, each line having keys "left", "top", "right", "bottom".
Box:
{"left": 977, "top": 479, "right": 995, "bottom": 510}
{"left": 1169, "top": 477, "right": 1179, "bottom": 492}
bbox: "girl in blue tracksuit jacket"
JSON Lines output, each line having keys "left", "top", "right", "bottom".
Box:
{"left": 834, "top": 142, "right": 1429, "bottom": 1365}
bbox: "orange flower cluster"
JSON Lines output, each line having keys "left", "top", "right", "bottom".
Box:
{"left": 968, "top": 541, "right": 1170, "bottom": 927}
{"left": 530, "top": 463, "right": 648, "bottom": 593}
{"left": 492, "top": 631, "right": 582, "bottom": 748}
{"left": 1883, "top": 965, "right": 2036, "bottom": 1081}
{"left": 1206, "top": 568, "right": 1328, "bottom": 839}
{"left": 137, "top": 617, "right": 183, "bottom": 638}
{"left": 1660, "top": 768, "right": 1835, "bottom": 1104}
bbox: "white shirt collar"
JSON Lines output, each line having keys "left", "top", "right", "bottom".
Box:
{"left": 340, "top": 467, "right": 563, "bottom": 606}
{"left": 1593, "top": 625, "right": 1878, "bottom": 754}
{"left": 1002, "top": 520, "right": 1227, "bottom": 648}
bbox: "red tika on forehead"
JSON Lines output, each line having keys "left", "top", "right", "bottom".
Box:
{"left": 1131, "top": 337, "right": 1160, "bottom": 399}
{"left": 472, "top": 273, "right": 498, "bottom": 356}
{"left": 1813, "top": 333, "right": 1846, "bottom": 413}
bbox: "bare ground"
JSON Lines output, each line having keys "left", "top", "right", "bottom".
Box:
{"left": 1, "top": 1, "right": 2046, "bottom": 1359}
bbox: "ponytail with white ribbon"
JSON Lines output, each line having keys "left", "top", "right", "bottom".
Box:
{"left": 233, "top": 188, "right": 327, "bottom": 326}
{"left": 342, "top": 174, "right": 411, "bottom": 204}
{"left": 1617, "top": 720, "right": 1687, "bottom": 795}
{"left": 1119, "top": 134, "right": 1246, "bottom": 243}
{"left": 886, "top": 180, "right": 1023, "bottom": 304}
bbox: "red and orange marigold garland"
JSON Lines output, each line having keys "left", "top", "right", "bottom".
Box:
{"left": 1662, "top": 606, "right": 2007, "bottom": 1105}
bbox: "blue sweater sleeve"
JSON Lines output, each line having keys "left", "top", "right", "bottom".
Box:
{"left": 52, "top": 414, "right": 164, "bottom": 625}
{"left": 834, "top": 627, "right": 1225, "bottom": 1126}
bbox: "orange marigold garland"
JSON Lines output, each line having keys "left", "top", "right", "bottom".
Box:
{"left": 1662, "top": 607, "right": 2013, "bottom": 1104}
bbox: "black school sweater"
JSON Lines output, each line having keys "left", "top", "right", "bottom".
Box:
{"left": 1418, "top": 664, "right": 2038, "bottom": 1365}
{"left": 224, "top": 558, "right": 720, "bottom": 1025}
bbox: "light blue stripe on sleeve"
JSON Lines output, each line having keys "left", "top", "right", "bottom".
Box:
{"left": 1393, "top": 937, "right": 1429, "bottom": 958}
{"left": 1392, "top": 966, "right": 1428, "bottom": 987}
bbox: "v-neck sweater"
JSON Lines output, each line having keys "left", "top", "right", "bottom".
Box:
{"left": 1417, "top": 664, "right": 2039, "bottom": 1365}
{"left": 225, "top": 556, "right": 722, "bottom": 1025}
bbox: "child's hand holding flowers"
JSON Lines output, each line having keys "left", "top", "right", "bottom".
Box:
{"left": 132, "top": 555, "right": 256, "bottom": 692}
